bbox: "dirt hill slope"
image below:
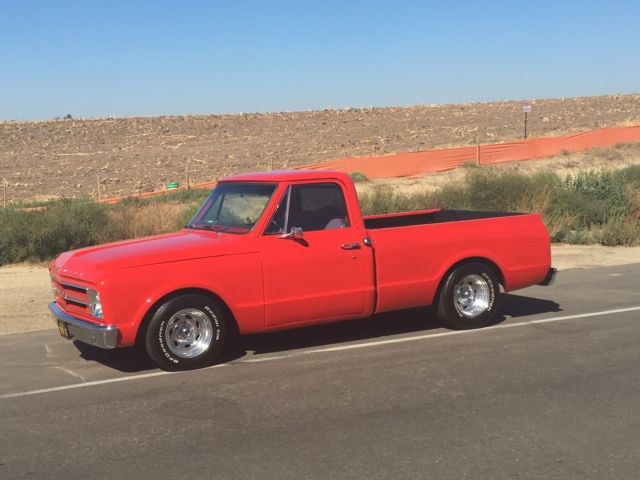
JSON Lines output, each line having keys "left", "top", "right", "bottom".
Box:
{"left": 1, "top": 93, "right": 639, "bottom": 201}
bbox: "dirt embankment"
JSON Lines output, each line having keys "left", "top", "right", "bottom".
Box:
{"left": 2, "top": 94, "right": 640, "bottom": 202}
{"left": 2, "top": 245, "right": 640, "bottom": 336}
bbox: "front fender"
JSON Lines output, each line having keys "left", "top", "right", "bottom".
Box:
{"left": 102, "top": 253, "right": 264, "bottom": 346}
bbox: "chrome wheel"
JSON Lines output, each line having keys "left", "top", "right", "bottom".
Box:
{"left": 164, "top": 308, "right": 214, "bottom": 359}
{"left": 453, "top": 274, "right": 491, "bottom": 318}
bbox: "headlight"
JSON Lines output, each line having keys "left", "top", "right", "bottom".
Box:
{"left": 87, "top": 289, "right": 104, "bottom": 319}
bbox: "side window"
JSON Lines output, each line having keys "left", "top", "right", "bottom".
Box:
{"left": 264, "top": 187, "right": 289, "bottom": 235}
{"left": 265, "top": 182, "right": 351, "bottom": 234}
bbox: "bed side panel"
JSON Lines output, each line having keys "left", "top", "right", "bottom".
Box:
{"left": 369, "top": 214, "right": 551, "bottom": 313}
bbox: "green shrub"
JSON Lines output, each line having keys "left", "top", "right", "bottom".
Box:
{"left": 429, "top": 183, "right": 468, "bottom": 209}
{"left": 0, "top": 196, "right": 210, "bottom": 266}
{"left": 359, "top": 187, "right": 431, "bottom": 216}
{"left": 597, "top": 215, "right": 640, "bottom": 246}
{"left": 546, "top": 188, "right": 608, "bottom": 226}
{"left": 431, "top": 168, "right": 560, "bottom": 212}
{"left": 0, "top": 200, "right": 110, "bottom": 265}
{"left": 349, "top": 172, "right": 370, "bottom": 183}
{"left": 617, "top": 164, "right": 640, "bottom": 188}
{"left": 563, "top": 169, "right": 629, "bottom": 212}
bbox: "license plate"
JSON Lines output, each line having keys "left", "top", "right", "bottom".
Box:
{"left": 57, "top": 320, "right": 72, "bottom": 340}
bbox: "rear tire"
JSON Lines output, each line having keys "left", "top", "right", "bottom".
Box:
{"left": 145, "top": 294, "right": 227, "bottom": 370}
{"left": 437, "top": 263, "right": 500, "bottom": 330}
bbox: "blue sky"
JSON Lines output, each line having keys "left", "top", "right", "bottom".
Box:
{"left": 1, "top": 0, "right": 638, "bottom": 120}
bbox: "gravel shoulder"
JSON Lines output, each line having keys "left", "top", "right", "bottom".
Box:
{"left": 551, "top": 244, "right": 640, "bottom": 270}
{"left": 1, "top": 245, "right": 639, "bottom": 336}
{"left": 0, "top": 263, "right": 52, "bottom": 335}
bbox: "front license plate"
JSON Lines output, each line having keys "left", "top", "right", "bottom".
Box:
{"left": 57, "top": 320, "right": 72, "bottom": 340}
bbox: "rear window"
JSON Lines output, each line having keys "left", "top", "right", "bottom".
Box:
{"left": 296, "top": 184, "right": 348, "bottom": 217}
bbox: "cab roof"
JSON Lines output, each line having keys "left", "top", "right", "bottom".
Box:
{"left": 220, "top": 170, "right": 351, "bottom": 183}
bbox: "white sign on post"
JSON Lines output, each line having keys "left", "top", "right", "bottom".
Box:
{"left": 523, "top": 105, "right": 532, "bottom": 113}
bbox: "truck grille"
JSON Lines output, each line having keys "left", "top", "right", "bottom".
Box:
{"left": 51, "top": 275, "right": 91, "bottom": 312}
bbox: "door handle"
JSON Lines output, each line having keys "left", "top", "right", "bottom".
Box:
{"left": 341, "top": 242, "right": 361, "bottom": 250}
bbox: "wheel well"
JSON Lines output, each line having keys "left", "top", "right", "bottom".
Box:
{"left": 135, "top": 288, "right": 239, "bottom": 348}
{"left": 434, "top": 257, "right": 504, "bottom": 303}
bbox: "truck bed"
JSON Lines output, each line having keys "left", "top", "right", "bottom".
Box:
{"left": 365, "top": 209, "right": 551, "bottom": 314}
{"left": 363, "top": 208, "right": 524, "bottom": 230}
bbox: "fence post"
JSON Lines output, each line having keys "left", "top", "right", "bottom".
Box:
{"left": 2, "top": 181, "right": 7, "bottom": 208}
{"left": 96, "top": 175, "right": 101, "bottom": 200}
{"left": 185, "top": 161, "right": 190, "bottom": 189}
{"left": 476, "top": 134, "right": 481, "bottom": 165}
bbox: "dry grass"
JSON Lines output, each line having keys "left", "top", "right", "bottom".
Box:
{"left": 106, "top": 203, "right": 190, "bottom": 240}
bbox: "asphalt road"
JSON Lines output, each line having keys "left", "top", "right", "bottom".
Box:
{"left": 1, "top": 264, "right": 640, "bottom": 479}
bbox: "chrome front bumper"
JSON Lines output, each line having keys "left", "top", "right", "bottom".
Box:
{"left": 49, "top": 302, "right": 118, "bottom": 349}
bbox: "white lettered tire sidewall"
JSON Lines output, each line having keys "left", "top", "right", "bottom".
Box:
{"left": 437, "top": 262, "right": 500, "bottom": 330}
{"left": 145, "top": 294, "right": 227, "bottom": 370}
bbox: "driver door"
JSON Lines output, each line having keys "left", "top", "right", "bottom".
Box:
{"left": 259, "top": 182, "right": 374, "bottom": 327}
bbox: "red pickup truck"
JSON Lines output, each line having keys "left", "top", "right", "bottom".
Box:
{"left": 49, "top": 170, "right": 556, "bottom": 370}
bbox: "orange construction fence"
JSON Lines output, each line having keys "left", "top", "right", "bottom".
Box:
{"left": 97, "top": 180, "right": 218, "bottom": 204}
{"left": 297, "top": 125, "right": 640, "bottom": 179}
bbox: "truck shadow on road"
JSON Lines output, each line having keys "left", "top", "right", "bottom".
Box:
{"left": 73, "top": 342, "right": 158, "bottom": 372}
{"left": 72, "top": 293, "right": 560, "bottom": 372}
{"left": 234, "top": 293, "right": 561, "bottom": 357}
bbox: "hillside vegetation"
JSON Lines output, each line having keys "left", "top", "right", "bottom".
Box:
{"left": 2, "top": 147, "right": 640, "bottom": 266}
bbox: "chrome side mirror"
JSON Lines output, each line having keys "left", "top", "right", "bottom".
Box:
{"left": 278, "top": 226, "right": 304, "bottom": 240}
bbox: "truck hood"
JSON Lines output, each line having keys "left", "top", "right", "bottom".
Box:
{"left": 50, "top": 229, "right": 242, "bottom": 282}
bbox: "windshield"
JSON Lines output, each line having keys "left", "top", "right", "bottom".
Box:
{"left": 188, "top": 182, "right": 277, "bottom": 234}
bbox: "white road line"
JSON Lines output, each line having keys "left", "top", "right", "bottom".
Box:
{"left": 241, "top": 354, "right": 292, "bottom": 363}
{"left": 0, "top": 364, "right": 226, "bottom": 400}
{"left": 49, "top": 366, "right": 87, "bottom": 383}
{"left": 2, "top": 306, "right": 639, "bottom": 400}
{"left": 297, "top": 305, "right": 640, "bottom": 355}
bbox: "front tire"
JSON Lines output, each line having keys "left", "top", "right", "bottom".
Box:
{"left": 437, "top": 263, "right": 500, "bottom": 330}
{"left": 145, "top": 294, "right": 227, "bottom": 370}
